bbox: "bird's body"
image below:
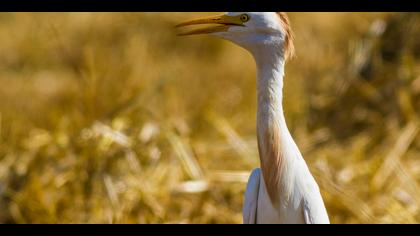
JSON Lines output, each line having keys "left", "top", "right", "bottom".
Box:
{"left": 177, "top": 12, "right": 329, "bottom": 224}
{"left": 244, "top": 166, "right": 329, "bottom": 224}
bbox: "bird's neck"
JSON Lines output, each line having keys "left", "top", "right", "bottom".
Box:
{"left": 254, "top": 50, "right": 286, "bottom": 112}
{"left": 253, "top": 47, "right": 298, "bottom": 203}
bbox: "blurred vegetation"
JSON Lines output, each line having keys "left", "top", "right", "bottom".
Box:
{"left": 0, "top": 12, "right": 419, "bottom": 224}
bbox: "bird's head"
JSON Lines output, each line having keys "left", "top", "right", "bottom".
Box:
{"left": 176, "top": 12, "right": 295, "bottom": 60}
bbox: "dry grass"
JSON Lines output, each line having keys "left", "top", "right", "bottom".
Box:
{"left": 0, "top": 12, "right": 419, "bottom": 224}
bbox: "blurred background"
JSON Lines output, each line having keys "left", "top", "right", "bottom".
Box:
{"left": 0, "top": 12, "right": 419, "bottom": 224}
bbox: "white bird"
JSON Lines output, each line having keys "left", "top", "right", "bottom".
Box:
{"left": 177, "top": 12, "right": 330, "bottom": 224}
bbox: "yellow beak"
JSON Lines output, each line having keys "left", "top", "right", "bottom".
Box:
{"left": 176, "top": 14, "right": 245, "bottom": 36}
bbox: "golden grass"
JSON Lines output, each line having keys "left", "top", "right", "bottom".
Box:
{"left": 0, "top": 12, "right": 419, "bottom": 223}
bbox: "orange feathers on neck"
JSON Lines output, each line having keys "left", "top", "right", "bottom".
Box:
{"left": 276, "top": 12, "right": 295, "bottom": 61}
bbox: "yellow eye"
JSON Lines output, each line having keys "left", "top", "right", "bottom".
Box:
{"left": 240, "top": 14, "right": 250, "bottom": 22}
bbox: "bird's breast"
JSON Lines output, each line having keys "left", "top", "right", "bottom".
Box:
{"left": 256, "top": 172, "right": 306, "bottom": 224}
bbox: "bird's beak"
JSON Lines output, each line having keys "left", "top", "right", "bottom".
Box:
{"left": 176, "top": 14, "right": 244, "bottom": 36}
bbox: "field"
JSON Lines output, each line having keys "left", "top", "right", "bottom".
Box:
{"left": 0, "top": 12, "right": 419, "bottom": 223}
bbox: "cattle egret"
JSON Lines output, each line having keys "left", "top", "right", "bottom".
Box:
{"left": 177, "top": 12, "right": 330, "bottom": 224}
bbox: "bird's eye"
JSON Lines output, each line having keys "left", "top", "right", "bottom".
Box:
{"left": 240, "top": 14, "right": 250, "bottom": 23}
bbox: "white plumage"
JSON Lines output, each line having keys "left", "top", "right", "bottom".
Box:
{"left": 177, "top": 12, "right": 330, "bottom": 224}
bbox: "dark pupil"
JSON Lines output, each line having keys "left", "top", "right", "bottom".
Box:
{"left": 241, "top": 15, "right": 248, "bottom": 21}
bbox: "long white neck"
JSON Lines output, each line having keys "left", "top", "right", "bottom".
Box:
{"left": 251, "top": 45, "right": 300, "bottom": 204}
{"left": 254, "top": 48, "right": 286, "bottom": 118}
